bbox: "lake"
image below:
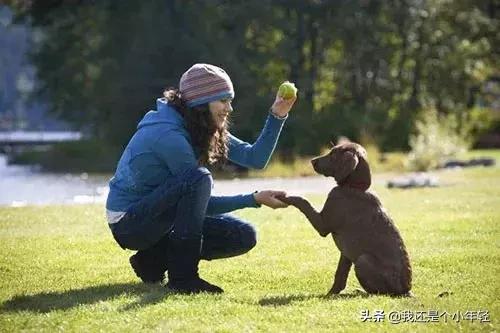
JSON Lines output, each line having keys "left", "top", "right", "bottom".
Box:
{"left": 0, "top": 154, "right": 334, "bottom": 207}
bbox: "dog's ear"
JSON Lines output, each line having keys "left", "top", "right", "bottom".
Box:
{"left": 333, "top": 150, "right": 359, "bottom": 182}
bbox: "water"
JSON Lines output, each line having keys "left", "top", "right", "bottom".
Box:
{"left": 0, "top": 154, "right": 335, "bottom": 207}
{"left": 0, "top": 154, "right": 110, "bottom": 206}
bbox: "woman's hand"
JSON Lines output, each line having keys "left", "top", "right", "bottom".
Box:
{"left": 274, "top": 194, "right": 306, "bottom": 207}
{"left": 253, "top": 190, "right": 289, "bottom": 209}
{"left": 271, "top": 95, "right": 297, "bottom": 118}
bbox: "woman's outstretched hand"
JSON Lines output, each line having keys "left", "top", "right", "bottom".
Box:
{"left": 271, "top": 95, "right": 297, "bottom": 118}
{"left": 273, "top": 194, "right": 307, "bottom": 208}
{"left": 253, "top": 190, "right": 289, "bottom": 209}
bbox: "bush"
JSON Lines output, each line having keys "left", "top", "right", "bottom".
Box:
{"left": 407, "top": 108, "right": 469, "bottom": 171}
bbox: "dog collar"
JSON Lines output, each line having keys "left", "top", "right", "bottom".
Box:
{"left": 340, "top": 181, "right": 369, "bottom": 191}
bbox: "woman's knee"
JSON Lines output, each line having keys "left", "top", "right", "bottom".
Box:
{"left": 199, "top": 216, "right": 257, "bottom": 260}
{"left": 183, "top": 167, "right": 213, "bottom": 191}
{"left": 239, "top": 222, "right": 257, "bottom": 252}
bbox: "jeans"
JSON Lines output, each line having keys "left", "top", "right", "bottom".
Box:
{"left": 109, "top": 167, "right": 257, "bottom": 260}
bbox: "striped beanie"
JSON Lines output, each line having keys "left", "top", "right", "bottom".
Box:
{"left": 179, "top": 63, "right": 235, "bottom": 108}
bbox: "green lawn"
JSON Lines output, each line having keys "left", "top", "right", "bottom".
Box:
{"left": 1, "top": 163, "right": 499, "bottom": 332}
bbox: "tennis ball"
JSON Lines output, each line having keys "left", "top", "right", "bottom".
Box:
{"left": 278, "top": 81, "right": 297, "bottom": 99}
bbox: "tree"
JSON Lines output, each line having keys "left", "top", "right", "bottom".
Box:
{"left": 8, "top": 0, "right": 499, "bottom": 156}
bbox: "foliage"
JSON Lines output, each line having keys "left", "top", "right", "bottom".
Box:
{"left": 462, "top": 106, "right": 499, "bottom": 142}
{"left": 9, "top": 139, "right": 122, "bottom": 172}
{"left": 1, "top": 165, "right": 499, "bottom": 331}
{"left": 7, "top": 0, "right": 500, "bottom": 153}
{"left": 9, "top": 140, "right": 408, "bottom": 174}
{"left": 407, "top": 108, "right": 469, "bottom": 171}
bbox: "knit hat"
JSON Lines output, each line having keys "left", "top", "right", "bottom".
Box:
{"left": 179, "top": 63, "right": 235, "bottom": 108}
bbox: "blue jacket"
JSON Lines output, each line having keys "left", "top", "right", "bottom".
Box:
{"left": 106, "top": 98, "right": 287, "bottom": 216}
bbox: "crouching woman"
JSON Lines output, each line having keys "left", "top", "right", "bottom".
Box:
{"left": 105, "top": 64, "right": 296, "bottom": 294}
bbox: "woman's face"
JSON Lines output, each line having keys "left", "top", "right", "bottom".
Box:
{"left": 209, "top": 98, "right": 233, "bottom": 129}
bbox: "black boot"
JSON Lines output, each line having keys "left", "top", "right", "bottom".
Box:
{"left": 129, "top": 235, "right": 170, "bottom": 283}
{"left": 166, "top": 236, "right": 223, "bottom": 294}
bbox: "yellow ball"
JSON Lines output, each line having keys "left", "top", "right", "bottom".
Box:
{"left": 278, "top": 81, "right": 298, "bottom": 99}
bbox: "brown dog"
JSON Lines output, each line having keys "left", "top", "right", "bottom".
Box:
{"left": 278, "top": 142, "right": 412, "bottom": 296}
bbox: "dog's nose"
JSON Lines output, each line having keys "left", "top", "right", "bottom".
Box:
{"left": 311, "top": 159, "right": 318, "bottom": 168}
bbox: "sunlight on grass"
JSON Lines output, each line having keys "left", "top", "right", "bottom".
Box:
{"left": 0, "top": 164, "right": 499, "bottom": 332}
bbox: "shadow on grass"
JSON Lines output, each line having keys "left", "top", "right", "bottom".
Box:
{"left": 259, "top": 291, "right": 371, "bottom": 306}
{"left": 1, "top": 282, "right": 167, "bottom": 313}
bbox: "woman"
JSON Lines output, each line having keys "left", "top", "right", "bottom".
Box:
{"left": 106, "top": 63, "right": 296, "bottom": 294}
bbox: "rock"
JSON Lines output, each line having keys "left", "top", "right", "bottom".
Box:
{"left": 442, "top": 157, "right": 495, "bottom": 168}
{"left": 387, "top": 173, "right": 439, "bottom": 189}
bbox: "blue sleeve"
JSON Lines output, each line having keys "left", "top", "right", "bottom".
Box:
{"left": 207, "top": 193, "right": 261, "bottom": 215}
{"left": 152, "top": 130, "right": 260, "bottom": 214}
{"left": 228, "top": 112, "right": 287, "bottom": 169}
{"left": 152, "top": 130, "right": 198, "bottom": 176}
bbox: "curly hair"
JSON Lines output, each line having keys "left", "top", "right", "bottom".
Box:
{"left": 164, "top": 88, "right": 229, "bottom": 166}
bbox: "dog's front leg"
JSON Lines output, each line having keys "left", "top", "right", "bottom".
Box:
{"left": 278, "top": 195, "right": 329, "bottom": 237}
{"left": 327, "top": 254, "right": 352, "bottom": 295}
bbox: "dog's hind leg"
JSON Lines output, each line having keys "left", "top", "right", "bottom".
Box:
{"left": 353, "top": 254, "right": 391, "bottom": 294}
{"left": 327, "top": 254, "right": 352, "bottom": 295}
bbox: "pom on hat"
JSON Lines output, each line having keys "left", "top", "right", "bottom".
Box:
{"left": 179, "top": 63, "right": 235, "bottom": 108}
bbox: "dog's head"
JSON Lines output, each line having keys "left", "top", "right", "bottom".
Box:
{"left": 311, "top": 142, "right": 371, "bottom": 190}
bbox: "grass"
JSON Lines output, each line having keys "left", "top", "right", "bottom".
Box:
{"left": 1, "top": 159, "right": 499, "bottom": 332}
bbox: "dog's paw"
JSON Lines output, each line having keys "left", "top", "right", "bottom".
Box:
{"left": 327, "top": 286, "right": 343, "bottom": 296}
{"left": 275, "top": 195, "right": 306, "bottom": 207}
